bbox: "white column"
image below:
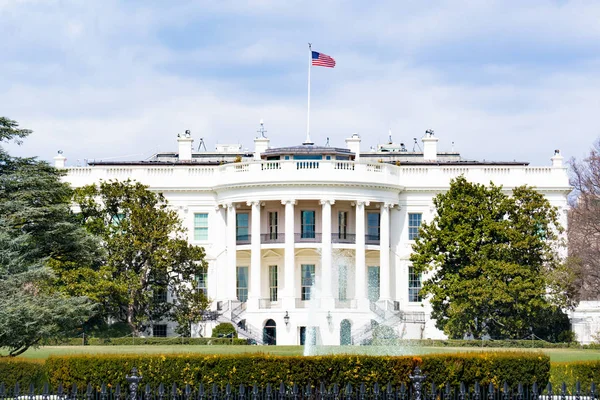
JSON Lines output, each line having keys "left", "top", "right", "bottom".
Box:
{"left": 226, "top": 203, "right": 237, "bottom": 300}
{"left": 248, "top": 200, "right": 261, "bottom": 310}
{"left": 379, "top": 203, "right": 392, "bottom": 301}
{"left": 320, "top": 199, "right": 334, "bottom": 303}
{"left": 283, "top": 200, "right": 296, "bottom": 309}
{"left": 355, "top": 201, "right": 368, "bottom": 308}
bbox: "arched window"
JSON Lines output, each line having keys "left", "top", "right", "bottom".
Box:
{"left": 263, "top": 319, "right": 276, "bottom": 345}
{"left": 340, "top": 319, "right": 352, "bottom": 345}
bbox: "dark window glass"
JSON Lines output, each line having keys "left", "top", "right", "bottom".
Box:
{"left": 236, "top": 213, "right": 249, "bottom": 240}
{"left": 367, "top": 212, "right": 380, "bottom": 240}
{"left": 408, "top": 213, "right": 422, "bottom": 240}
{"left": 301, "top": 211, "right": 316, "bottom": 239}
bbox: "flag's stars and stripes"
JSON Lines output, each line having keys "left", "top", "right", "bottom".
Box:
{"left": 311, "top": 51, "right": 336, "bottom": 68}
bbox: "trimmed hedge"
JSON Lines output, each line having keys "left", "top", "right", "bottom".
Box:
{"left": 46, "top": 337, "right": 248, "bottom": 346}
{"left": 0, "top": 358, "right": 46, "bottom": 387}
{"left": 42, "top": 352, "right": 549, "bottom": 389}
{"left": 550, "top": 361, "right": 600, "bottom": 391}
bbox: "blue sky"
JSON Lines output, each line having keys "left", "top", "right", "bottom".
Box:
{"left": 1, "top": 0, "right": 598, "bottom": 165}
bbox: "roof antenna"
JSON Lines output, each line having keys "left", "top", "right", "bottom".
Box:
{"left": 326, "top": 137, "right": 330, "bottom": 147}
{"left": 413, "top": 138, "right": 422, "bottom": 152}
{"left": 388, "top": 128, "right": 392, "bottom": 144}
{"left": 257, "top": 119, "right": 267, "bottom": 138}
{"left": 197, "top": 138, "right": 207, "bottom": 152}
{"left": 451, "top": 141, "right": 455, "bottom": 152}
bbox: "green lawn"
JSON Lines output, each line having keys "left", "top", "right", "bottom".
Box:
{"left": 14, "top": 345, "right": 600, "bottom": 363}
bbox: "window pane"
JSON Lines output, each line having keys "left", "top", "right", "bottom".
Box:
{"left": 237, "top": 213, "right": 249, "bottom": 240}
{"left": 197, "top": 272, "right": 208, "bottom": 297}
{"left": 301, "top": 264, "right": 315, "bottom": 300}
{"left": 194, "top": 213, "right": 209, "bottom": 241}
{"left": 338, "top": 264, "right": 347, "bottom": 300}
{"left": 367, "top": 212, "right": 380, "bottom": 240}
{"left": 368, "top": 266, "right": 380, "bottom": 301}
{"left": 153, "top": 324, "right": 167, "bottom": 337}
{"left": 301, "top": 211, "right": 316, "bottom": 238}
{"left": 338, "top": 211, "right": 348, "bottom": 238}
{"left": 408, "top": 266, "right": 422, "bottom": 302}
{"left": 269, "top": 265, "right": 278, "bottom": 301}
{"left": 269, "top": 212, "right": 278, "bottom": 239}
{"left": 408, "top": 213, "right": 422, "bottom": 240}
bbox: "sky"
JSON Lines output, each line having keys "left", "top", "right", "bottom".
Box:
{"left": 1, "top": 0, "right": 599, "bottom": 166}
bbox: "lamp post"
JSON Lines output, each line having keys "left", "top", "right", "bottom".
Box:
{"left": 284, "top": 311, "right": 290, "bottom": 326}
{"left": 326, "top": 311, "right": 333, "bottom": 328}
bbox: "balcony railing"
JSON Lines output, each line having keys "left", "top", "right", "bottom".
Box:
{"left": 236, "top": 234, "right": 251, "bottom": 245}
{"left": 259, "top": 298, "right": 281, "bottom": 309}
{"left": 260, "top": 233, "right": 285, "bottom": 244}
{"left": 294, "top": 232, "right": 322, "bottom": 243}
{"left": 332, "top": 233, "right": 356, "bottom": 244}
{"left": 334, "top": 299, "right": 357, "bottom": 309}
{"left": 295, "top": 298, "right": 321, "bottom": 308}
{"left": 365, "top": 234, "right": 380, "bottom": 245}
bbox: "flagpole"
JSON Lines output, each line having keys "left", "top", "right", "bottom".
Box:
{"left": 304, "top": 43, "right": 313, "bottom": 145}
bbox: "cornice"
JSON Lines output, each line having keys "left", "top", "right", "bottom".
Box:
{"left": 212, "top": 181, "right": 404, "bottom": 193}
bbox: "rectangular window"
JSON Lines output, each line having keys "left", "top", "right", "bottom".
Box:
{"left": 153, "top": 286, "right": 168, "bottom": 303}
{"left": 367, "top": 212, "right": 380, "bottom": 241}
{"left": 408, "top": 213, "right": 422, "bottom": 240}
{"left": 301, "top": 264, "right": 315, "bottom": 301}
{"left": 368, "top": 266, "right": 380, "bottom": 301}
{"left": 269, "top": 265, "right": 278, "bottom": 301}
{"left": 301, "top": 210, "right": 316, "bottom": 239}
{"left": 152, "top": 324, "right": 167, "bottom": 337}
{"left": 197, "top": 272, "right": 208, "bottom": 297}
{"left": 338, "top": 211, "right": 348, "bottom": 239}
{"left": 194, "top": 213, "right": 209, "bottom": 241}
{"left": 409, "top": 266, "right": 422, "bottom": 302}
{"left": 269, "top": 212, "right": 278, "bottom": 240}
{"left": 338, "top": 264, "right": 348, "bottom": 301}
{"left": 236, "top": 266, "right": 248, "bottom": 302}
{"left": 236, "top": 213, "right": 249, "bottom": 241}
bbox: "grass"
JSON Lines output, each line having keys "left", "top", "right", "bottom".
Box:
{"left": 13, "top": 345, "right": 600, "bottom": 363}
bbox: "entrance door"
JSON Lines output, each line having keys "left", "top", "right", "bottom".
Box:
{"left": 340, "top": 319, "right": 352, "bottom": 345}
{"left": 263, "top": 319, "right": 276, "bottom": 345}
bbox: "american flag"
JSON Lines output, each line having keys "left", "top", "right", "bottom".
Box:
{"left": 312, "top": 51, "right": 336, "bottom": 68}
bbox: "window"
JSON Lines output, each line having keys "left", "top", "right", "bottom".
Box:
{"left": 368, "top": 266, "right": 380, "bottom": 301}
{"left": 338, "top": 211, "right": 348, "bottom": 239}
{"left": 408, "top": 213, "right": 422, "bottom": 240}
{"left": 301, "top": 264, "right": 315, "bottom": 301}
{"left": 236, "top": 213, "right": 249, "bottom": 241}
{"left": 269, "top": 265, "right": 278, "bottom": 301}
{"left": 194, "top": 213, "right": 208, "bottom": 241}
{"left": 153, "top": 324, "right": 167, "bottom": 337}
{"left": 269, "top": 212, "right": 278, "bottom": 240}
{"left": 338, "top": 264, "right": 348, "bottom": 301}
{"left": 367, "top": 212, "right": 380, "bottom": 240}
{"left": 301, "top": 210, "right": 316, "bottom": 239}
{"left": 153, "top": 286, "right": 168, "bottom": 303}
{"left": 237, "top": 266, "right": 248, "bottom": 302}
{"left": 197, "top": 272, "right": 208, "bottom": 297}
{"left": 408, "top": 266, "right": 422, "bottom": 302}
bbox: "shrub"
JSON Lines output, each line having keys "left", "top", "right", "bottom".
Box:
{"left": 41, "top": 337, "right": 247, "bottom": 346}
{"left": 211, "top": 323, "right": 237, "bottom": 338}
{"left": 550, "top": 361, "right": 600, "bottom": 391}
{"left": 0, "top": 358, "right": 46, "bottom": 388}
{"left": 43, "top": 352, "right": 549, "bottom": 389}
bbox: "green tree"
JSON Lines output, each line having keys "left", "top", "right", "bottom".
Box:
{"left": 211, "top": 322, "right": 237, "bottom": 338}
{"left": 72, "top": 180, "right": 208, "bottom": 334}
{"left": 410, "top": 176, "right": 575, "bottom": 340}
{"left": 171, "top": 280, "right": 211, "bottom": 337}
{"left": 0, "top": 117, "right": 98, "bottom": 356}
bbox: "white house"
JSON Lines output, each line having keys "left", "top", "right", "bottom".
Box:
{"left": 56, "top": 126, "right": 571, "bottom": 345}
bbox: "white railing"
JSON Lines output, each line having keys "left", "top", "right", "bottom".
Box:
{"left": 64, "top": 160, "right": 568, "bottom": 192}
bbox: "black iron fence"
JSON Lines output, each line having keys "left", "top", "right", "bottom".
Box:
{"left": 0, "top": 367, "right": 597, "bottom": 400}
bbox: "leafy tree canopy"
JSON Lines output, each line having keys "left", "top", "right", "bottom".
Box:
{"left": 70, "top": 180, "right": 208, "bottom": 334}
{"left": 0, "top": 117, "right": 97, "bottom": 356}
{"left": 410, "top": 176, "right": 575, "bottom": 340}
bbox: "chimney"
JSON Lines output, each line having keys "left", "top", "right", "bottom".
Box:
{"left": 178, "top": 130, "right": 193, "bottom": 161}
{"left": 345, "top": 133, "right": 361, "bottom": 161}
{"left": 54, "top": 150, "right": 66, "bottom": 169}
{"left": 254, "top": 119, "right": 270, "bottom": 160}
{"left": 551, "top": 149, "right": 564, "bottom": 167}
{"left": 422, "top": 129, "right": 438, "bottom": 161}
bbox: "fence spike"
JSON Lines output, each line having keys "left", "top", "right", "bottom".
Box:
{"left": 333, "top": 383, "right": 340, "bottom": 396}
{"left": 43, "top": 382, "right": 50, "bottom": 400}
{"left": 430, "top": 382, "right": 437, "bottom": 399}
{"left": 473, "top": 382, "right": 480, "bottom": 400}
{"left": 502, "top": 382, "right": 510, "bottom": 400}
{"left": 158, "top": 383, "right": 165, "bottom": 400}
{"left": 345, "top": 383, "right": 352, "bottom": 400}
{"left": 265, "top": 383, "right": 272, "bottom": 400}
{"left": 57, "top": 383, "right": 64, "bottom": 400}
{"left": 238, "top": 384, "right": 245, "bottom": 400}
{"left": 100, "top": 383, "right": 107, "bottom": 400}
{"left": 374, "top": 382, "right": 380, "bottom": 400}
{"left": 278, "top": 382, "right": 285, "bottom": 400}
{"left": 532, "top": 382, "right": 538, "bottom": 400}
{"left": 0, "top": 383, "right": 5, "bottom": 399}
{"left": 320, "top": 382, "right": 327, "bottom": 400}
{"left": 399, "top": 382, "right": 406, "bottom": 400}
{"left": 85, "top": 382, "right": 92, "bottom": 400}
{"left": 185, "top": 384, "right": 192, "bottom": 400}
{"left": 198, "top": 383, "right": 205, "bottom": 400}
{"left": 487, "top": 383, "right": 494, "bottom": 400}
{"left": 252, "top": 383, "right": 259, "bottom": 400}
{"left": 211, "top": 383, "right": 219, "bottom": 400}
{"left": 547, "top": 382, "right": 554, "bottom": 400}
{"left": 293, "top": 383, "right": 299, "bottom": 400}
{"left": 14, "top": 382, "right": 20, "bottom": 400}
{"left": 145, "top": 383, "right": 152, "bottom": 400}
{"left": 576, "top": 381, "right": 581, "bottom": 400}
{"left": 225, "top": 383, "right": 232, "bottom": 400}
{"left": 590, "top": 382, "right": 596, "bottom": 400}
{"left": 444, "top": 382, "right": 451, "bottom": 400}
{"left": 115, "top": 383, "right": 121, "bottom": 400}
{"left": 306, "top": 384, "right": 312, "bottom": 398}
{"left": 561, "top": 382, "right": 567, "bottom": 400}
{"left": 459, "top": 382, "right": 466, "bottom": 400}
{"left": 29, "top": 382, "right": 36, "bottom": 400}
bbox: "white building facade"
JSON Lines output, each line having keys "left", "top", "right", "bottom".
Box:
{"left": 57, "top": 129, "right": 571, "bottom": 345}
